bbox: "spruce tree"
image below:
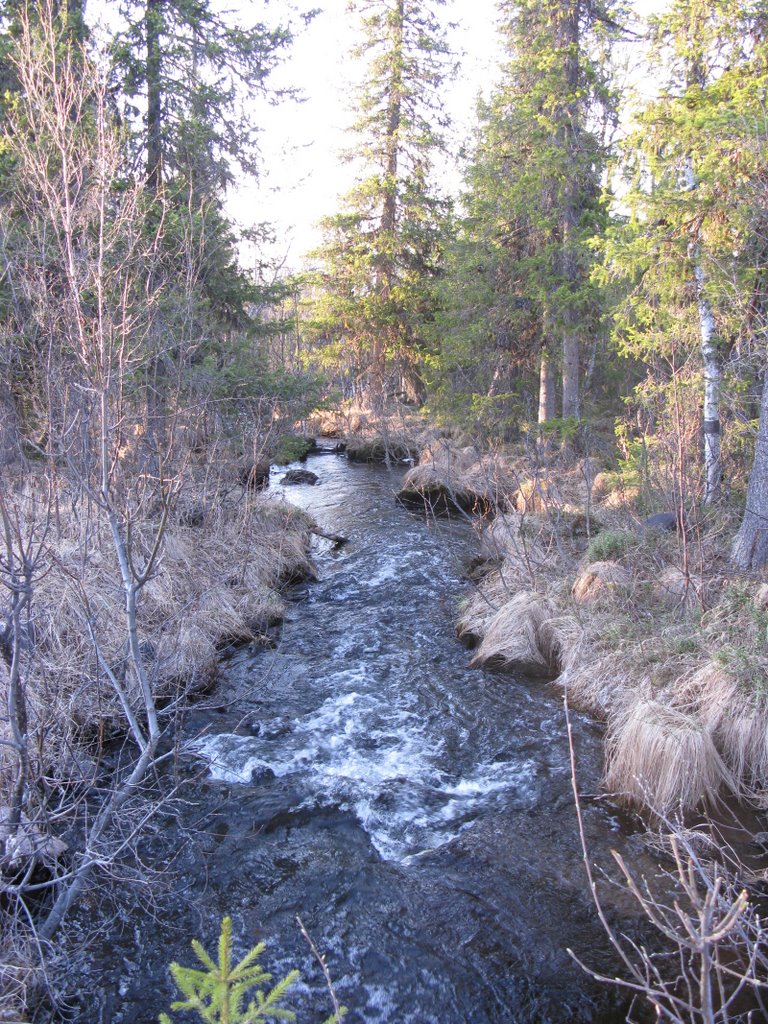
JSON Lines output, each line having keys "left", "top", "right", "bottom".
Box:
{"left": 435, "top": 0, "right": 620, "bottom": 433}
{"left": 311, "top": 0, "right": 452, "bottom": 411}
{"left": 605, "top": 0, "right": 768, "bottom": 507}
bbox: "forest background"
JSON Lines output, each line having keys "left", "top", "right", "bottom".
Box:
{"left": 3, "top": 0, "right": 768, "bottom": 1019}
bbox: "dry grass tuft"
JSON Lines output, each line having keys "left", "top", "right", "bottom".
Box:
{"left": 590, "top": 471, "right": 615, "bottom": 503}
{"left": 479, "top": 512, "right": 523, "bottom": 561}
{"left": 0, "top": 926, "right": 41, "bottom": 1024}
{"left": 604, "top": 698, "right": 731, "bottom": 815}
{"left": 556, "top": 652, "right": 638, "bottom": 720}
{"left": 572, "top": 560, "right": 632, "bottom": 605}
{"left": 469, "top": 591, "right": 558, "bottom": 675}
{"left": 677, "top": 662, "right": 768, "bottom": 793}
{"left": 456, "top": 560, "right": 531, "bottom": 642}
{"left": 603, "top": 484, "right": 641, "bottom": 510}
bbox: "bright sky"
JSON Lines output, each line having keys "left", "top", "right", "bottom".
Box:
{"left": 87, "top": 0, "right": 666, "bottom": 275}
{"left": 239, "top": 0, "right": 502, "bottom": 273}
{"left": 240, "top": 0, "right": 669, "bottom": 274}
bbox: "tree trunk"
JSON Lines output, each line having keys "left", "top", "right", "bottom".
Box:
{"left": 684, "top": 157, "right": 721, "bottom": 503}
{"left": 558, "top": 1, "right": 581, "bottom": 421}
{"left": 696, "top": 262, "right": 722, "bottom": 504}
{"left": 688, "top": 108, "right": 724, "bottom": 503}
{"left": 146, "top": 0, "right": 163, "bottom": 192}
{"left": 732, "top": 371, "right": 768, "bottom": 570}
{"left": 538, "top": 346, "right": 555, "bottom": 423}
{"left": 369, "top": 0, "right": 404, "bottom": 411}
{"left": 561, "top": 328, "right": 580, "bottom": 419}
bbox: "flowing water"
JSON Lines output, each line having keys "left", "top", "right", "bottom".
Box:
{"left": 67, "top": 449, "right": 639, "bottom": 1024}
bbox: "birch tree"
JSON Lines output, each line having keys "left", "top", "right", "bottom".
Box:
{"left": 604, "top": 0, "right": 768, "bottom": 505}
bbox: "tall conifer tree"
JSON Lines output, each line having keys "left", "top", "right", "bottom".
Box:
{"left": 605, "top": 0, "right": 768, "bottom": 511}
{"left": 311, "top": 0, "right": 452, "bottom": 409}
{"left": 436, "top": 0, "right": 619, "bottom": 431}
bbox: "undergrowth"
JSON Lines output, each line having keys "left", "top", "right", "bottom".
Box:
{"left": 160, "top": 917, "right": 346, "bottom": 1024}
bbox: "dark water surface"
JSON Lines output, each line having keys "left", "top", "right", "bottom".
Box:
{"left": 67, "top": 451, "right": 636, "bottom": 1023}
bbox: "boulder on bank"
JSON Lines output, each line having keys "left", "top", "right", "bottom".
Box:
{"left": 652, "top": 566, "right": 704, "bottom": 611}
{"left": 398, "top": 442, "right": 517, "bottom": 514}
{"left": 639, "top": 511, "right": 679, "bottom": 534}
{"left": 572, "top": 561, "right": 631, "bottom": 605}
{"left": 281, "top": 469, "right": 319, "bottom": 486}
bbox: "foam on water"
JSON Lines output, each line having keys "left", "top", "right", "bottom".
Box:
{"left": 188, "top": 684, "right": 539, "bottom": 861}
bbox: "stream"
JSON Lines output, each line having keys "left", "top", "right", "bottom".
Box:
{"left": 65, "top": 449, "right": 640, "bottom": 1024}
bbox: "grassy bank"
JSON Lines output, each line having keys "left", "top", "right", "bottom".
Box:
{"left": 0, "top": 456, "right": 314, "bottom": 1018}
{"left": 328, "top": 410, "right": 768, "bottom": 821}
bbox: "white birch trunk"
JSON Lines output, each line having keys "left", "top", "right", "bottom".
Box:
{"left": 685, "top": 159, "right": 721, "bottom": 504}
{"left": 538, "top": 347, "right": 555, "bottom": 424}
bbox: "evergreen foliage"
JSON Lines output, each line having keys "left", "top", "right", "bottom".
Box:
{"left": 160, "top": 917, "right": 347, "bottom": 1024}
{"left": 602, "top": 0, "right": 768, "bottom": 504}
{"left": 310, "top": 0, "right": 453, "bottom": 409}
{"left": 159, "top": 917, "right": 300, "bottom": 1024}
{"left": 431, "top": 0, "right": 623, "bottom": 434}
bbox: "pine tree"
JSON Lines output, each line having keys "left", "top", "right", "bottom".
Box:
{"left": 310, "top": 0, "right": 452, "bottom": 411}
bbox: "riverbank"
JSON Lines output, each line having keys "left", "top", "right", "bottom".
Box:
{"left": 321, "top": 411, "right": 768, "bottom": 823}
{"left": 0, "top": 456, "right": 315, "bottom": 1019}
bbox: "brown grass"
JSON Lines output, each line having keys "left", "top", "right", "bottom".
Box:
{"left": 449, "top": 442, "right": 768, "bottom": 815}
{"left": 469, "top": 591, "right": 558, "bottom": 675}
{"left": 604, "top": 697, "right": 731, "bottom": 815}
{"left": 0, "top": 479, "right": 313, "bottom": 785}
{"left": 456, "top": 560, "right": 532, "bottom": 642}
{"left": 513, "top": 477, "right": 561, "bottom": 514}
{"left": 676, "top": 662, "right": 768, "bottom": 795}
{"left": 556, "top": 653, "right": 638, "bottom": 719}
